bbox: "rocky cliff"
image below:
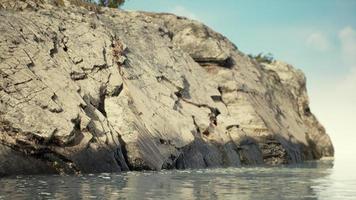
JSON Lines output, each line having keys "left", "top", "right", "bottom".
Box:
{"left": 0, "top": 0, "right": 334, "bottom": 176}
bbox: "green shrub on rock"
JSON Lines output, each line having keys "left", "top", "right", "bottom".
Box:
{"left": 98, "top": 0, "right": 125, "bottom": 8}
{"left": 248, "top": 53, "right": 275, "bottom": 64}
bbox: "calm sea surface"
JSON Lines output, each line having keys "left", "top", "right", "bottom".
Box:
{"left": 0, "top": 158, "right": 355, "bottom": 200}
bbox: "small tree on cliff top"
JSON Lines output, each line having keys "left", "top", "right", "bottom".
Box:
{"left": 248, "top": 53, "right": 274, "bottom": 64}
{"left": 98, "top": 0, "right": 125, "bottom": 8}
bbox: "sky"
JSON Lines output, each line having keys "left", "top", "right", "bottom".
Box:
{"left": 122, "top": 0, "right": 356, "bottom": 160}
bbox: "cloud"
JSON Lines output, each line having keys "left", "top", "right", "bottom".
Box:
{"left": 305, "top": 32, "right": 331, "bottom": 51}
{"left": 309, "top": 26, "right": 356, "bottom": 158}
{"left": 337, "top": 26, "right": 356, "bottom": 100}
{"left": 339, "top": 26, "right": 356, "bottom": 68}
{"left": 171, "top": 6, "right": 199, "bottom": 20}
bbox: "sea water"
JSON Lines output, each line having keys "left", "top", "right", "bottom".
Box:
{"left": 0, "top": 159, "right": 355, "bottom": 200}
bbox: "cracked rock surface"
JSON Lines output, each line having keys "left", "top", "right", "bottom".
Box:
{"left": 0, "top": 0, "right": 333, "bottom": 175}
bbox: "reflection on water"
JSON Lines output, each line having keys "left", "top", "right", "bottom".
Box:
{"left": 0, "top": 160, "right": 355, "bottom": 200}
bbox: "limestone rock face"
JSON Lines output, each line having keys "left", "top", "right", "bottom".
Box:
{"left": 0, "top": 0, "right": 333, "bottom": 175}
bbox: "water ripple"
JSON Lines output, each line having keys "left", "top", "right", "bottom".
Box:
{"left": 0, "top": 160, "right": 355, "bottom": 200}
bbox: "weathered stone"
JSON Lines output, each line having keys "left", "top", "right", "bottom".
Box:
{"left": 0, "top": 0, "right": 333, "bottom": 176}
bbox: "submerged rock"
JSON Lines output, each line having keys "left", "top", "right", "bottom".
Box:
{"left": 0, "top": 0, "right": 333, "bottom": 175}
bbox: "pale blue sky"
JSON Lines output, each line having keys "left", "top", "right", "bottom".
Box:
{"left": 123, "top": 0, "right": 356, "bottom": 157}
